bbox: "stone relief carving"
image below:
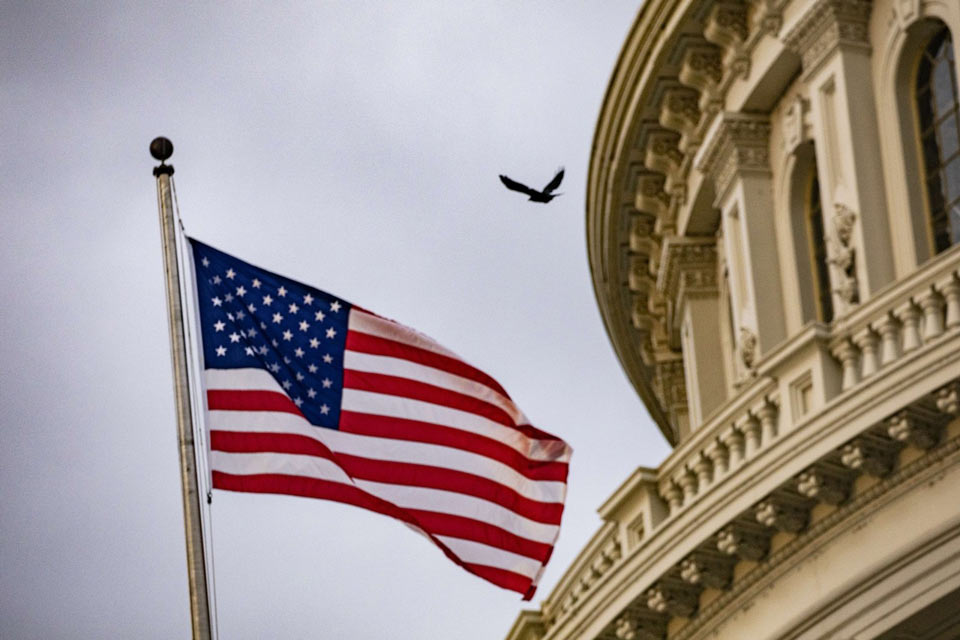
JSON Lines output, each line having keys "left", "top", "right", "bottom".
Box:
{"left": 739, "top": 327, "right": 758, "bottom": 371}
{"left": 827, "top": 203, "right": 860, "bottom": 307}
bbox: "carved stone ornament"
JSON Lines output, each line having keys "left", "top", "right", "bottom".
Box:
{"left": 886, "top": 407, "right": 943, "bottom": 450}
{"left": 827, "top": 203, "right": 860, "bottom": 306}
{"left": 716, "top": 522, "right": 770, "bottom": 561}
{"left": 783, "top": 0, "right": 872, "bottom": 74}
{"left": 796, "top": 465, "right": 851, "bottom": 505}
{"left": 614, "top": 611, "right": 666, "bottom": 640}
{"left": 840, "top": 434, "right": 898, "bottom": 477}
{"left": 935, "top": 381, "right": 960, "bottom": 416}
{"left": 680, "top": 552, "right": 735, "bottom": 590}
{"left": 645, "top": 580, "right": 699, "bottom": 618}
{"left": 755, "top": 496, "right": 809, "bottom": 533}
{"left": 739, "top": 327, "right": 758, "bottom": 371}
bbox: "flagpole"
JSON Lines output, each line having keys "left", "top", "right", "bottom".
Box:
{"left": 151, "top": 137, "right": 213, "bottom": 639}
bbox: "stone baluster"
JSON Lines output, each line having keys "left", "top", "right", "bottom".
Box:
{"left": 741, "top": 413, "right": 762, "bottom": 459}
{"left": 692, "top": 453, "right": 714, "bottom": 492}
{"left": 756, "top": 399, "right": 779, "bottom": 444}
{"left": 874, "top": 313, "right": 901, "bottom": 366}
{"left": 721, "top": 425, "right": 746, "bottom": 471}
{"left": 941, "top": 275, "right": 960, "bottom": 329}
{"left": 705, "top": 439, "right": 730, "bottom": 481}
{"left": 897, "top": 301, "right": 923, "bottom": 353}
{"left": 918, "top": 287, "right": 945, "bottom": 340}
{"left": 661, "top": 479, "right": 684, "bottom": 515}
{"left": 677, "top": 468, "right": 699, "bottom": 505}
{"left": 853, "top": 327, "right": 880, "bottom": 379}
{"left": 832, "top": 339, "right": 861, "bottom": 390}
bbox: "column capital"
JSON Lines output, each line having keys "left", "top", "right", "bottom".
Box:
{"left": 783, "top": 0, "right": 872, "bottom": 75}
{"left": 656, "top": 236, "right": 719, "bottom": 304}
{"left": 696, "top": 112, "right": 771, "bottom": 202}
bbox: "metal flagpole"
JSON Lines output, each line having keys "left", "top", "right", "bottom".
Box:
{"left": 151, "top": 137, "right": 213, "bottom": 639}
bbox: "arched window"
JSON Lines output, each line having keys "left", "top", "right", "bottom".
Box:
{"left": 916, "top": 26, "right": 960, "bottom": 253}
{"left": 805, "top": 172, "right": 833, "bottom": 322}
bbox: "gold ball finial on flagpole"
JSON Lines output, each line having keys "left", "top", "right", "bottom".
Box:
{"left": 151, "top": 137, "right": 175, "bottom": 176}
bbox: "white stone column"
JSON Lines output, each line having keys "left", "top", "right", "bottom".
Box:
{"left": 785, "top": 0, "right": 895, "bottom": 312}
{"left": 696, "top": 113, "right": 788, "bottom": 365}
{"left": 658, "top": 236, "right": 727, "bottom": 429}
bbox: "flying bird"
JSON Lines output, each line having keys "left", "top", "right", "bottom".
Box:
{"left": 499, "top": 168, "right": 564, "bottom": 203}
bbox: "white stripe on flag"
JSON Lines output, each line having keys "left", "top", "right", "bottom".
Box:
{"left": 210, "top": 451, "right": 560, "bottom": 545}
{"left": 208, "top": 408, "right": 566, "bottom": 503}
{"left": 348, "top": 309, "right": 462, "bottom": 360}
{"left": 344, "top": 349, "right": 529, "bottom": 425}
{"left": 435, "top": 536, "right": 545, "bottom": 577}
{"left": 341, "top": 388, "right": 568, "bottom": 462}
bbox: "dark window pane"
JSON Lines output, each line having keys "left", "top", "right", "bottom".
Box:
{"left": 927, "top": 173, "right": 945, "bottom": 211}
{"left": 917, "top": 88, "right": 935, "bottom": 125}
{"left": 940, "top": 114, "right": 960, "bottom": 159}
{"left": 917, "top": 26, "right": 960, "bottom": 253}
{"left": 916, "top": 52, "right": 932, "bottom": 87}
{"left": 945, "top": 156, "right": 960, "bottom": 202}
{"left": 808, "top": 174, "right": 832, "bottom": 323}
{"left": 923, "top": 132, "right": 941, "bottom": 170}
{"left": 933, "top": 58, "right": 955, "bottom": 115}
{"left": 950, "top": 204, "right": 960, "bottom": 245}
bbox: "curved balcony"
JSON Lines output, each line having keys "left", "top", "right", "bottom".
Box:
{"left": 509, "top": 246, "right": 960, "bottom": 640}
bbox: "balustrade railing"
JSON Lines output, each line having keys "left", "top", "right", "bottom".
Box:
{"left": 830, "top": 252, "right": 960, "bottom": 392}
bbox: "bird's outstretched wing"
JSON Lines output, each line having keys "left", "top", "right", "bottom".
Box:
{"left": 542, "top": 168, "right": 564, "bottom": 194}
{"left": 500, "top": 174, "right": 538, "bottom": 197}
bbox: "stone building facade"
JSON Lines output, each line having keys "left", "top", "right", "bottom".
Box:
{"left": 507, "top": 0, "right": 960, "bottom": 638}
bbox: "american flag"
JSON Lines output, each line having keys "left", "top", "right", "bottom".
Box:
{"left": 189, "top": 238, "right": 571, "bottom": 598}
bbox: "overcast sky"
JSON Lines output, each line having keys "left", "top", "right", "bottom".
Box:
{"left": 1, "top": 3, "right": 671, "bottom": 638}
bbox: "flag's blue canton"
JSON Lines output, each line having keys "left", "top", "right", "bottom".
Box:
{"left": 190, "top": 239, "right": 351, "bottom": 429}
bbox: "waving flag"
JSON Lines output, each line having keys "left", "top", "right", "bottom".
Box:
{"left": 190, "top": 239, "right": 571, "bottom": 598}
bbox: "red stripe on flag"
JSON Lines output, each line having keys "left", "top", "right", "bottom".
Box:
{"left": 462, "top": 563, "right": 537, "bottom": 599}
{"left": 408, "top": 510, "right": 553, "bottom": 562}
{"left": 333, "top": 453, "right": 563, "bottom": 524}
{"left": 343, "top": 369, "right": 516, "bottom": 427}
{"left": 207, "top": 389, "right": 302, "bottom": 416}
{"left": 210, "top": 431, "right": 563, "bottom": 525}
{"left": 212, "top": 471, "right": 537, "bottom": 596}
{"left": 339, "top": 411, "right": 569, "bottom": 481}
{"left": 345, "top": 330, "right": 509, "bottom": 398}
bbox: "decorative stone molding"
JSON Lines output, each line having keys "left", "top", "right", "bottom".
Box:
{"left": 680, "top": 552, "right": 735, "bottom": 590}
{"left": 659, "top": 86, "right": 703, "bottom": 151}
{"left": 782, "top": 95, "right": 811, "bottom": 154}
{"left": 704, "top": 1, "right": 750, "bottom": 78}
{"left": 827, "top": 203, "right": 859, "bottom": 308}
{"left": 645, "top": 579, "right": 700, "bottom": 618}
{"left": 755, "top": 493, "right": 810, "bottom": 533}
{"left": 886, "top": 406, "right": 943, "bottom": 450}
{"left": 936, "top": 381, "right": 960, "bottom": 416}
{"left": 654, "top": 358, "right": 690, "bottom": 429}
{"left": 739, "top": 327, "right": 758, "bottom": 371}
{"left": 679, "top": 44, "right": 724, "bottom": 115}
{"left": 657, "top": 237, "right": 719, "bottom": 304}
{"left": 614, "top": 609, "right": 667, "bottom": 640}
{"left": 644, "top": 129, "right": 684, "bottom": 180}
{"left": 783, "top": 0, "right": 872, "bottom": 75}
{"left": 635, "top": 174, "right": 671, "bottom": 218}
{"left": 796, "top": 463, "right": 852, "bottom": 505}
{"left": 840, "top": 433, "right": 898, "bottom": 477}
{"left": 716, "top": 521, "right": 770, "bottom": 561}
{"left": 696, "top": 113, "right": 771, "bottom": 201}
